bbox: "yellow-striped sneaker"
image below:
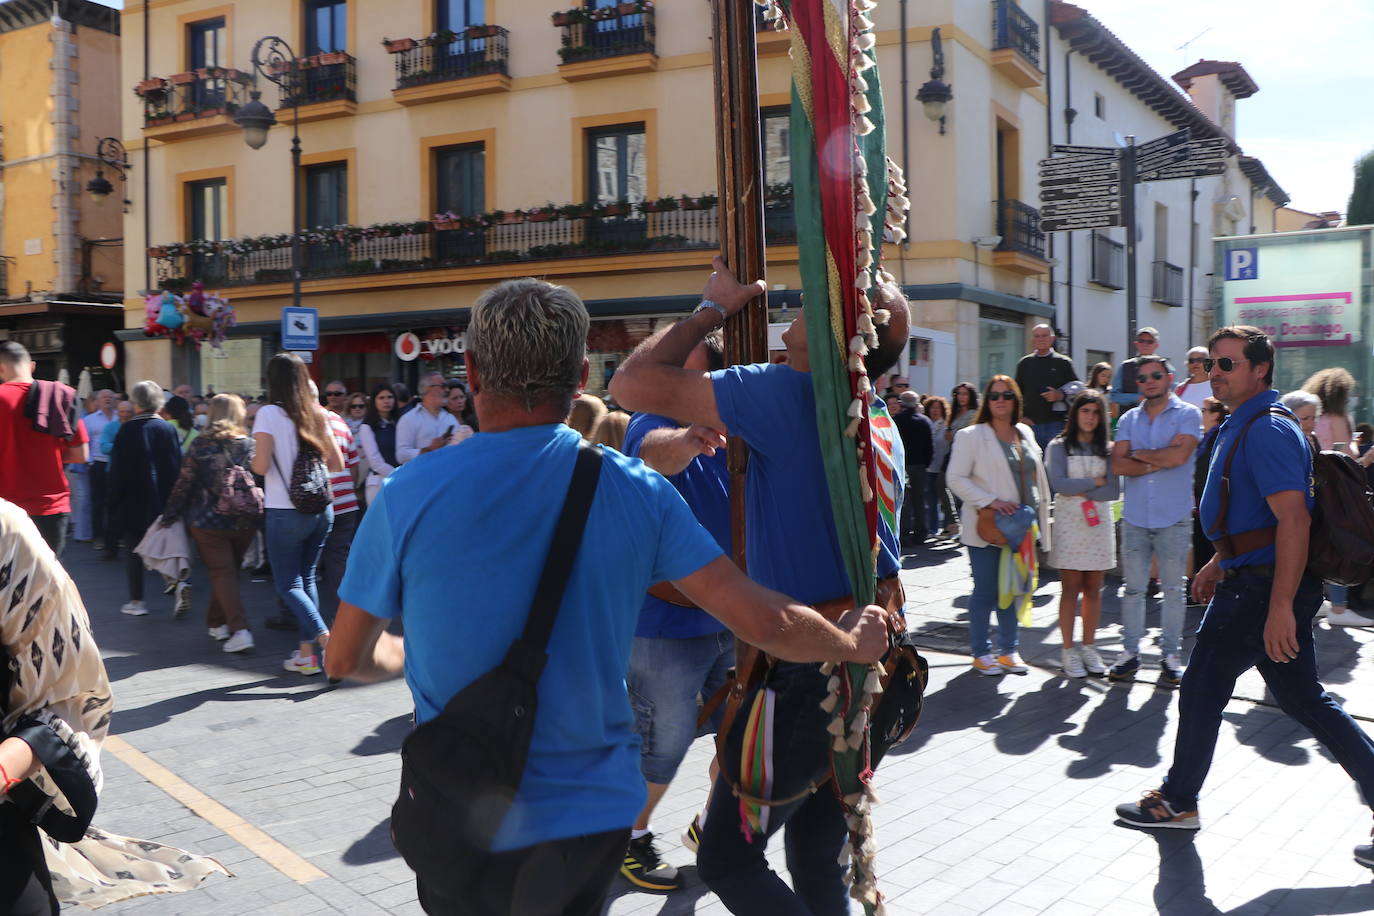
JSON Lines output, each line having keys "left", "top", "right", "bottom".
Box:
{"left": 681, "top": 816, "right": 702, "bottom": 854}
{"left": 621, "top": 832, "right": 681, "bottom": 892}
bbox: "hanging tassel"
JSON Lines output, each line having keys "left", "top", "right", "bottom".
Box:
{"left": 853, "top": 92, "right": 872, "bottom": 114}
{"left": 833, "top": 734, "right": 850, "bottom": 752}
{"left": 857, "top": 190, "right": 876, "bottom": 216}
{"left": 820, "top": 661, "right": 836, "bottom": 675}
{"left": 847, "top": 354, "right": 864, "bottom": 372}
{"left": 849, "top": 335, "right": 867, "bottom": 355}
{"left": 847, "top": 397, "right": 865, "bottom": 419}
{"left": 844, "top": 417, "right": 862, "bottom": 438}
{"left": 873, "top": 308, "right": 891, "bottom": 325}
{"left": 837, "top": 844, "right": 852, "bottom": 867}
{"left": 863, "top": 668, "right": 882, "bottom": 693}
{"left": 856, "top": 247, "right": 873, "bottom": 270}
{"left": 852, "top": 72, "right": 868, "bottom": 93}
{"left": 885, "top": 225, "right": 907, "bottom": 244}
{"left": 856, "top": 13, "right": 874, "bottom": 31}
{"left": 826, "top": 674, "right": 840, "bottom": 693}
{"left": 856, "top": 32, "right": 876, "bottom": 51}
{"left": 864, "top": 783, "right": 881, "bottom": 804}
{"left": 849, "top": 709, "right": 869, "bottom": 737}
{"left": 859, "top": 473, "right": 874, "bottom": 502}
{"left": 826, "top": 717, "right": 847, "bottom": 738}
{"left": 820, "top": 692, "right": 838, "bottom": 713}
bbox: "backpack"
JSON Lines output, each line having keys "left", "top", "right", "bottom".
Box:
{"left": 272, "top": 439, "right": 331, "bottom": 514}
{"left": 214, "top": 444, "right": 265, "bottom": 517}
{"left": 1213, "top": 404, "right": 1374, "bottom": 586}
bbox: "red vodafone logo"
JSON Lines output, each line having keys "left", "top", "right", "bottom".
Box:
{"left": 395, "top": 332, "right": 421, "bottom": 361}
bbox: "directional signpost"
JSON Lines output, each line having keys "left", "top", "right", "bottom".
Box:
{"left": 1037, "top": 125, "right": 1235, "bottom": 355}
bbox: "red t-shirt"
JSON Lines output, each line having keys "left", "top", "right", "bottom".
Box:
{"left": 0, "top": 381, "right": 89, "bottom": 516}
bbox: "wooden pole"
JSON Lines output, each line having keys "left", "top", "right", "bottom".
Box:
{"left": 710, "top": 0, "right": 769, "bottom": 570}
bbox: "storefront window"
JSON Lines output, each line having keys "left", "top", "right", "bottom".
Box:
{"left": 978, "top": 309, "right": 1025, "bottom": 386}
{"left": 587, "top": 316, "right": 676, "bottom": 398}
{"left": 200, "top": 338, "right": 263, "bottom": 397}
{"left": 318, "top": 332, "right": 392, "bottom": 396}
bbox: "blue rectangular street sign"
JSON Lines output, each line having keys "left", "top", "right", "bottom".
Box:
{"left": 281, "top": 306, "right": 319, "bottom": 351}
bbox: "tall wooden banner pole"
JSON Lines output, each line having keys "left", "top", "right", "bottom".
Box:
{"left": 710, "top": 0, "right": 769, "bottom": 570}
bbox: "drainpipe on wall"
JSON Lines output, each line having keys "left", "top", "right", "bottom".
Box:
{"left": 49, "top": 7, "right": 80, "bottom": 296}
{"left": 143, "top": 0, "right": 151, "bottom": 294}
{"left": 898, "top": 0, "right": 909, "bottom": 287}
{"left": 1188, "top": 178, "right": 1198, "bottom": 344}
{"left": 1043, "top": 1, "right": 1056, "bottom": 348}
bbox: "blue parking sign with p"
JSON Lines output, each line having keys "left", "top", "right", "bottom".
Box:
{"left": 1225, "top": 247, "right": 1258, "bottom": 281}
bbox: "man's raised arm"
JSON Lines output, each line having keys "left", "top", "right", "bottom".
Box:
{"left": 610, "top": 256, "right": 765, "bottom": 430}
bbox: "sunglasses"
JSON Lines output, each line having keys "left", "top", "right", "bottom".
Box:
{"left": 1136, "top": 371, "right": 1167, "bottom": 383}
{"left": 987, "top": 391, "right": 1017, "bottom": 401}
{"left": 349, "top": 403, "right": 366, "bottom": 409}
{"left": 1187, "top": 357, "right": 1205, "bottom": 364}
{"left": 1135, "top": 337, "right": 1157, "bottom": 344}
{"left": 325, "top": 390, "right": 346, "bottom": 397}
{"left": 1202, "top": 357, "right": 1246, "bottom": 373}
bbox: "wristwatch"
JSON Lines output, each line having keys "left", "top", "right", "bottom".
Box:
{"left": 693, "top": 299, "right": 728, "bottom": 326}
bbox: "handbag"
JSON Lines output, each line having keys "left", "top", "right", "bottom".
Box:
{"left": 214, "top": 444, "right": 265, "bottom": 517}
{"left": 976, "top": 427, "right": 1035, "bottom": 546}
{"left": 389, "top": 442, "right": 603, "bottom": 898}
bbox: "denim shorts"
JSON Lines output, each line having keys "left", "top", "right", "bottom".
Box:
{"left": 627, "top": 630, "right": 734, "bottom": 785}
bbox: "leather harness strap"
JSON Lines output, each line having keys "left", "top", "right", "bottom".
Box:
{"left": 1209, "top": 404, "right": 1290, "bottom": 561}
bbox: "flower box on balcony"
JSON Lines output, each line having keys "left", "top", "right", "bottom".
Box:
{"left": 527, "top": 208, "right": 557, "bottom": 223}
{"left": 464, "top": 24, "right": 499, "bottom": 39}
{"left": 174, "top": 111, "right": 198, "bottom": 122}
{"left": 145, "top": 115, "right": 174, "bottom": 127}
{"left": 148, "top": 246, "right": 168, "bottom": 258}
{"left": 317, "top": 51, "right": 349, "bottom": 65}
{"left": 602, "top": 202, "right": 631, "bottom": 217}
{"left": 383, "top": 37, "right": 417, "bottom": 53}
{"left": 135, "top": 78, "right": 167, "bottom": 96}
{"left": 168, "top": 71, "right": 196, "bottom": 85}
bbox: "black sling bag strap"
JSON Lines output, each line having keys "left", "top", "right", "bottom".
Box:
{"left": 389, "top": 441, "right": 603, "bottom": 899}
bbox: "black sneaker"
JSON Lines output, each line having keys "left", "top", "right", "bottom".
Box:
{"left": 1159, "top": 654, "right": 1183, "bottom": 688}
{"left": 1116, "top": 790, "right": 1200, "bottom": 830}
{"left": 1357, "top": 844, "right": 1374, "bottom": 869}
{"left": 1147, "top": 578, "right": 1161, "bottom": 598}
{"left": 1107, "top": 652, "right": 1140, "bottom": 682}
{"left": 620, "top": 833, "right": 681, "bottom": 892}
{"left": 682, "top": 816, "right": 701, "bottom": 854}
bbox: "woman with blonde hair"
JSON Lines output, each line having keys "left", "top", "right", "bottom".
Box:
{"left": 162, "top": 394, "right": 261, "bottom": 653}
{"left": 251, "top": 354, "right": 344, "bottom": 675}
{"left": 1304, "top": 367, "right": 1358, "bottom": 455}
{"left": 947, "top": 375, "right": 1052, "bottom": 676}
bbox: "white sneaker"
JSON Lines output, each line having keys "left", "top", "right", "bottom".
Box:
{"left": 972, "top": 654, "right": 1004, "bottom": 676}
{"left": 1328, "top": 608, "right": 1374, "bottom": 627}
{"left": 1062, "top": 647, "right": 1087, "bottom": 678}
{"left": 208, "top": 625, "right": 230, "bottom": 641}
{"left": 996, "top": 652, "right": 1029, "bottom": 674}
{"left": 121, "top": 601, "right": 148, "bottom": 616}
{"left": 1079, "top": 644, "right": 1107, "bottom": 676}
{"left": 283, "top": 650, "right": 321, "bottom": 675}
{"left": 173, "top": 581, "right": 192, "bottom": 618}
{"left": 223, "top": 630, "right": 255, "bottom": 653}
{"left": 1315, "top": 601, "right": 1332, "bottom": 619}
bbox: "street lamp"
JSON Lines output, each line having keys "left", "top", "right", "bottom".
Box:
{"left": 916, "top": 27, "right": 953, "bottom": 135}
{"left": 236, "top": 35, "right": 303, "bottom": 308}
{"left": 87, "top": 137, "right": 131, "bottom": 211}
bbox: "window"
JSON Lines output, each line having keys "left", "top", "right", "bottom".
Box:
{"left": 586, "top": 124, "right": 646, "bottom": 204}
{"left": 437, "top": 0, "right": 482, "bottom": 31}
{"left": 1093, "top": 93, "right": 1105, "bottom": 119}
{"left": 978, "top": 308, "right": 1026, "bottom": 385}
{"left": 187, "top": 18, "right": 224, "bottom": 69}
{"left": 435, "top": 144, "right": 485, "bottom": 217}
{"left": 305, "top": 0, "right": 346, "bottom": 55}
{"left": 761, "top": 106, "right": 791, "bottom": 190}
{"left": 187, "top": 178, "right": 226, "bottom": 241}
{"left": 304, "top": 162, "right": 348, "bottom": 228}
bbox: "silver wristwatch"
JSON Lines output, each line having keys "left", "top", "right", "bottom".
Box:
{"left": 693, "top": 299, "right": 728, "bottom": 325}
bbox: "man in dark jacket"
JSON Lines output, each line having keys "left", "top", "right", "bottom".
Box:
{"left": 893, "top": 390, "right": 934, "bottom": 546}
{"left": 1015, "top": 324, "right": 1079, "bottom": 450}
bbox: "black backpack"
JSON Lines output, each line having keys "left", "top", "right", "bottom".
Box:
{"left": 1214, "top": 405, "right": 1374, "bottom": 586}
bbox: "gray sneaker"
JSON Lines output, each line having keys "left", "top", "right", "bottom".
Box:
{"left": 1061, "top": 647, "right": 1086, "bottom": 678}
{"left": 1079, "top": 644, "right": 1107, "bottom": 676}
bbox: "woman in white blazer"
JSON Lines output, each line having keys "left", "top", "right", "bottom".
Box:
{"left": 946, "top": 375, "right": 1052, "bottom": 677}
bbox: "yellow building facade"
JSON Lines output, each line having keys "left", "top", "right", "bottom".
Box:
{"left": 118, "top": 0, "right": 1067, "bottom": 396}
{"left": 0, "top": 0, "right": 124, "bottom": 382}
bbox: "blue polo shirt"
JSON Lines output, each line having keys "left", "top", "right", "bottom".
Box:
{"left": 1115, "top": 393, "right": 1203, "bottom": 528}
{"left": 624, "top": 412, "right": 730, "bottom": 639}
{"left": 1199, "top": 390, "right": 1314, "bottom": 570}
{"left": 710, "top": 363, "right": 900, "bottom": 604}
{"left": 340, "top": 423, "right": 722, "bottom": 851}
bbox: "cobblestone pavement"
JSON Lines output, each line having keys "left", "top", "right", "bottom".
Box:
{"left": 58, "top": 536, "right": 1374, "bottom": 914}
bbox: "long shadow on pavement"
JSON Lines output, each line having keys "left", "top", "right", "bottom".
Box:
{"left": 111, "top": 676, "right": 332, "bottom": 733}
{"left": 982, "top": 676, "right": 1096, "bottom": 756}
{"left": 1058, "top": 683, "right": 1173, "bottom": 779}
{"left": 886, "top": 667, "right": 1015, "bottom": 757}
{"left": 603, "top": 865, "right": 711, "bottom": 915}
{"left": 344, "top": 818, "right": 400, "bottom": 865}
{"left": 1147, "top": 830, "right": 1220, "bottom": 915}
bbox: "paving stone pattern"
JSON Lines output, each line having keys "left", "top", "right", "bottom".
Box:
{"left": 60, "top": 538, "right": 1374, "bottom": 915}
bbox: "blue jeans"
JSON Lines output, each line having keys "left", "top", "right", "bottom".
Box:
{"left": 967, "top": 544, "right": 1018, "bottom": 657}
{"left": 628, "top": 630, "right": 734, "bottom": 784}
{"left": 926, "top": 470, "right": 949, "bottom": 533}
{"left": 1033, "top": 420, "right": 1062, "bottom": 452}
{"left": 697, "top": 663, "right": 848, "bottom": 915}
{"left": 265, "top": 507, "right": 333, "bottom": 642}
{"left": 1160, "top": 571, "right": 1374, "bottom": 810}
{"left": 1120, "top": 518, "right": 1191, "bottom": 657}
{"left": 66, "top": 465, "right": 92, "bottom": 542}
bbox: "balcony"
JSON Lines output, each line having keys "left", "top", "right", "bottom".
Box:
{"left": 136, "top": 69, "right": 254, "bottom": 141}
{"left": 1089, "top": 231, "right": 1125, "bottom": 289}
{"left": 386, "top": 29, "right": 511, "bottom": 105}
{"left": 990, "top": 0, "right": 1042, "bottom": 88}
{"left": 755, "top": 5, "right": 790, "bottom": 56}
{"left": 272, "top": 52, "right": 357, "bottom": 122}
{"left": 554, "top": 3, "right": 657, "bottom": 82}
{"left": 147, "top": 193, "right": 787, "bottom": 294}
{"left": 992, "top": 199, "right": 1048, "bottom": 275}
{"left": 1152, "top": 259, "right": 1184, "bottom": 307}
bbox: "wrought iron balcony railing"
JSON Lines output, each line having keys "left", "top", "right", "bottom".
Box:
{"left": 992, "top": 0, "right": 1040, "bottom": 70}
{"left": 1152, "top": 259, "right": 1184, "bottom": 307}
{"left": 136, "top": 68, "right": 254, "bottom": 128}
{"left": 555, "top": 5, "right": 655, "bottom": 64}
{"left": 149, "top": 195, "right": 797, "bottom": 290}
{"left": 389, "top": 28, "right": 510, "bottom": 89}
{"left": 1089, "top": 231, "right": 1125, "bottom": 289}
{"left": 994, "top": 198, "right": 1046, "bottom": 260}
{"left": 275, "top": 52, "right": 357, "bottom": 107}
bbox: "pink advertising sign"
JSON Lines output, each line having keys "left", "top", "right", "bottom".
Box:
{"left": 1232, "top": 292, "right": 1354, "bottom": 349}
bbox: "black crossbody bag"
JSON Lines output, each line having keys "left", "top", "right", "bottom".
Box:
{"left": 390, "top": 442, "right": 603, "bottom": 897}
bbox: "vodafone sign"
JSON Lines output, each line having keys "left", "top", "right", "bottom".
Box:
{"left": 394, "top": 332, "right": 421, "bottom": 361}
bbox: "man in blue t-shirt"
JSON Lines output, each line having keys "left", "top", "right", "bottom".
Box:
{"left": 1116, "top": 327, "right": 1374, "bottom": 866}
{"left": 326, "top": 277, "right": 890, "bottom": 916}
{"left": 612, "top": 257, "right": 910, "bottom": 915}
{"left": 620, "top": 331, "right": 734, "bottom": 893}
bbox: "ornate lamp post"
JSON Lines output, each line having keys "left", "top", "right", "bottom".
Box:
{"left": 86, "top": 137, "right": 131, "bottom": 211}
{"left": 235, "top": 36, "right": 303, "bottom": 308}
{"left": 916, "top": 27, "right": 953, "bottom": 135}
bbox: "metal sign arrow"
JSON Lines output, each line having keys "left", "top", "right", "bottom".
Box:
{"left": 1041, "top": 201, "right": 1122, "bottom": 218}
{"left": 1040, "top": 213, "right": 1123, "bottom": 232}
{"left": 1052, "top": 144, "right": 1117, "bottom": 157}
{"left": 1039, "top": 158, "right": 1121, "bottom": 177}
{"left": 1040, "top": 184, "right": 1120, "bottom": 202}
{"left": 1137, "top": 145, "right": 1192, "bottom": 172}
{"left": 1139, "top": 160, "right": 1227, "bottom": 181}
{"left": 1039, "top": 170, "right": 1121, "bottom": 189}
{"left": 1189, "top": 138, "right": 1230, "bottom": 153}
{"left": 1136, "top": 127, "right": 1191, "bottom": 159}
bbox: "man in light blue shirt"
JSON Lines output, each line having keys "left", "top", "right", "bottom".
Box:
{"left": 1109, "top": 356, "right": 1202, "bottom": 685}
{"left": 394, "top": 370, "right": 458, "bottom": 463}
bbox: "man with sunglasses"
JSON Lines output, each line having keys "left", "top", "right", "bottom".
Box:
{"left": 1117, "top": 328, "right": 1374, "bottom": 861}
{"left": 1174, "top": 347, "right": 1212, "bottom": 408}
{"left": 1110, "top": 327, "right": 1161, "bottom": 408}
{"left": 1109, "top": 355, "right": 1202, "bottom": 686}
{"left": 395, "top": 371, "right": 459, "bottom": 464}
